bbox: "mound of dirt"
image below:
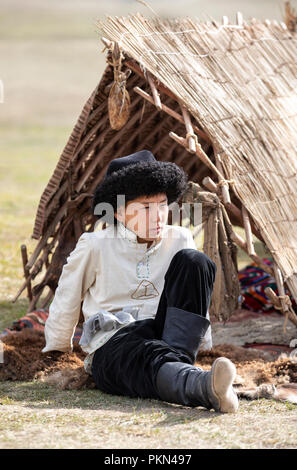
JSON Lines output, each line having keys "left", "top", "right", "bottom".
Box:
{"left": 1, "top": 329, "right": 296, "bottom": 394}
{"left": 0, "top": 329, "right": 85, "bottom": 381}
{"left": 196, "top": 344, "right": 297, "bottom": 389}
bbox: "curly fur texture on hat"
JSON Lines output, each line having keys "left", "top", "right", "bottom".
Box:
{"left": 92, "top": 161, "right": 188, "bottom": 219}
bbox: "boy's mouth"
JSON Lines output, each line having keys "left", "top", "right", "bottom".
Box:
{"left": 150, "top": 226, "right": 162, "bottom": 234}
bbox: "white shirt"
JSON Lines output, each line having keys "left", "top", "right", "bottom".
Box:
{"left": 42, "top": 221, "right": 198, "bottom": 357}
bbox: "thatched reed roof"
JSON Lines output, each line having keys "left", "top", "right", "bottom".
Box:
{"left": 98, "top": 14, "right": 297, "bottom": 298}
{"left": 17, "top": 11, "right": 297, "bottom": 326}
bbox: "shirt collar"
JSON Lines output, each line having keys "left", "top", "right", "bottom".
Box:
{"left": 116, "top": 221, "right": 163, "bottom": 253}
{"left": 117, "top": 221, "right": 138, "bottom": 244}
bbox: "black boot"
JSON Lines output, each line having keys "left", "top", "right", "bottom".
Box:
{"left": 156, "top": 358, "right": 239, "bottom": 412}
{"left": 161, "top": 306, "right": 211, "bottom": 363}
{"left": 158, "top": 306, "right": 238, "bottom": 412}
{"left": 156, "top": 361, "right": 213, "bottom": 409}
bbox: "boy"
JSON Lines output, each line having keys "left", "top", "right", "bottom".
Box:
{"left": 42, "top": 150, "right": 238, "bottom": 413}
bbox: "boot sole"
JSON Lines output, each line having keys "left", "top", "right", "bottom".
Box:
{"left": 211, "top": 357, "right": 239, "bottom": 413}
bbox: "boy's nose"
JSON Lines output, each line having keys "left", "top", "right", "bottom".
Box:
{"left": 150, "top": 207, "right": 162, "bottom": 223}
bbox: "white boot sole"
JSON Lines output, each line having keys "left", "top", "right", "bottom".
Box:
{"left": 211, "top": 357, "right": 239, "bottom": 413}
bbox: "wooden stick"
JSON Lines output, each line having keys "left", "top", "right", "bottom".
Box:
{"left": 27, "top": 289, "right": 43, "bottom": 313}
{"left": 273, "top": 264, "right": 289, "bottom": 313}
{"left": 27, "top": 263, "right": 57, "bottom": 313}
{"left": 12, "top": 259, "right": 43, "bottom": 303}
{"left": 202, "top": 176, "right": 218, "bottom": 193}
{"left": 186, "top": 182, "right": 268, "bottom": 275}
{"left": 242, "top": 205, "right": 256, "bottom": 256}
{"left": 147, "top": 72, "right": 162, "bottom": 111}
{"left": 133, "top": 86, "right": 211, "bottom": 143}
{"left": 229, "top": 230, "right": 274, "bottom": 277}
{"left": 204, "top": 209, "right": 223, "bottom": 321}
{"left": 128, "top": 58, "right": 213, "bottom": 155}
{"left": 265, "top": 286, "right": 281, "bottom": 306}
{"left": 13, "top": 231, "right": 59, "bottom": 302}
{"left": 101, "top": 36, "right": 113, "bottom": 50}
{"left": 26, "top": 202, "right": 68, "bottom": 270}
{"left": 265, "top": 287, "right": 297, "bottom": 328}
{"left": 169, "top": 132, "right": 264, "bottom": 239}
{"left": 202, "top": 177, "right": 256, "bottom": 236}
{"left": 215, "top": 153, "right": 231, "bottom": 205}
{"left": 180, "top": 103, "right": 197, "bottom": 153}
{"left": 126, "top": 59, "right": 178, "bottom": 101}
{"left": 227, "top": 201, "right": 263, "bottom": 242}
{"left": 21, "top": 245, "right": 32, "bottom": 301}
{"left": 214, "top": 151, "right": 262, "bottom": 241}
{"left": 169, "top": 131, "right": 226, "bottom": 181}
{"left": 217, "top": 207, "right": 234, "bottom": 296}
{"left": 40, "top": 289, "right": 54, "bottom": 309}
{"left": 219, "top": 200, "right": 269, "bottom": 274}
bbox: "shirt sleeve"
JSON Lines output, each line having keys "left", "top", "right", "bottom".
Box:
{"left": 42, "top": 233, "right": 98, "bottom": 353}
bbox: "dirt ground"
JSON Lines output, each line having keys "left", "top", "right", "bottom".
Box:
{"left": 1, "top": 312, "right": 297, "bottom": 392}
{"left": 1, "top": 312, "right": 297, "bottom": 449}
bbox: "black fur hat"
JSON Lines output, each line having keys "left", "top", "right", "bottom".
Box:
{"left": 92, "top": 150, "right": 188, "bottom": 220}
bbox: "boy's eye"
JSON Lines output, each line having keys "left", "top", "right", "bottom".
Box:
{"left": 143, "top": 204, "right": 167, "bottom": 210}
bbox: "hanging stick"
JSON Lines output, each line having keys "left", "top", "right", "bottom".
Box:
{"left": 241, "top": 205, "right": 256, "bottom": 256}
{"left": 273, "top": 264, "right": 290, "bottom": 331}
{"left": 179, "top": 103, "right": 197, "bottom": 153}
{"left": 101, "top": 36, "right": 113, "bottom": 50}
{"left": 133, "top": 86, "right": 210, "bottom": 142}
{"left": 215, "top": 152, "right": 231, "bottom": 205}
{"left": 202, "top": 176, "right": 218, "bottom": 193}
{"left": 242, "top": 205, "right": 256, "bottom": 256}
{"left": 169, "top": 131, "right": 226, "bottom": 181}
{"left": 172, "top": 134, "right": 264, "bottom": 243}
{"left": 147, "top": 72, "right": 162, "bottom": 111}
{"left": 265, "top": 286, "right": 297, "bottom": 328}
{"left": 202, "top": 176, "right": 262, "bottom": 239}
{"left": 228, "top": 228, "right": 274, "bottom": 277}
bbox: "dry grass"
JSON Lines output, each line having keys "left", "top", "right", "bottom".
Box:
{"left": 0, "top": 380, "right": 296, "bottom": 449}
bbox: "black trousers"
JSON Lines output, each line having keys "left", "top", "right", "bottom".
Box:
{"left": 91, "top": 248, "right": 217, "bottom": 399}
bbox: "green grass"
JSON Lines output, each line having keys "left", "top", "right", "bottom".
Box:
{"left": 0, "top": 125, "right": 71, "bottom": 306}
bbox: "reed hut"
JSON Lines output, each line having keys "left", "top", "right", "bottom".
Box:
{"left": 14, "top": 6, "right": 297, "bottom": 328}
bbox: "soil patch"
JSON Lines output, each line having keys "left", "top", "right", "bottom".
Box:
{"left": 1, "top": 328, "right": 296, "bottom": 394}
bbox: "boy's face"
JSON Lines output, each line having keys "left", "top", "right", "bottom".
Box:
{"left": 115, "top": 193, "right": 169, "bottom": 243}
